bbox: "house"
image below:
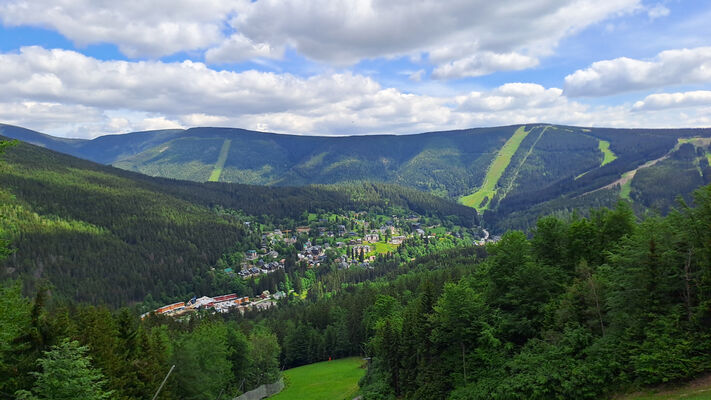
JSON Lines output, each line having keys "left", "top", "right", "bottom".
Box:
{"left": 390, "top": 236, "right": 406, "bottom": 245}
{"left": 353, "top": 244, "right": 372, "bottom": 253}
{"left": 415, "top": 228, "right": 426, "bottom": 236}
{"left": 296, "top": 226, "right": 311, "bottom": 233}
{"left": 364, "top": 233, "right": 379, "bottom": 242}
{"left": 245, "top": 250, "right": 258, "bottom": 260}
{"left": 268, "top": 250, "right": 279, "bottom": 258}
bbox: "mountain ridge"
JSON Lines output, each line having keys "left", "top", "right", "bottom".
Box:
{"left": 3, "top": 122, "right": 711, "bottom": 231}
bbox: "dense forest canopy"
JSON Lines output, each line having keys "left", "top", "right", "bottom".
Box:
{"left": 2, "top": 135, "right": 711, "bottom": 399}
{"left": 3, "top": 123, "right": 711, "bottom": 232}
{"left": 0, "top": 139, "right": 477, "bottom": 306}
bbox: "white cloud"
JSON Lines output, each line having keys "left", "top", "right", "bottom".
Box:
{"left": 432, "top": 52, "right": 539, "bottom": 80}
{"left": 0, "top": 0, "right": 238, "bottom": 58}
{"left": 409, "top": 70, "right": 426, "bottom": 82}
{"left": 0, "top": 0, "right": 639, "bottom": 77}
{"left": 204, "top": 34, "right": 282, "bottom": 64}
{"left": 633, "top": 90, "right": 711, "bottom": 111}
{"left": 647, "top": 3, "right": 670, "bottom": 20}
{"left": 0, "top": 46, "right": 709, "bottom": 139}
{"left": 233, "top": 0, "right": 638, "bottom": 66}
{"left": 564, "top": 46, "right": 711, "bottom": 97}
{"left": 456, "top": 83, "right": 563, "bottom": 111}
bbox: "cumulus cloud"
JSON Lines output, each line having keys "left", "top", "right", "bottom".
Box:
{"left": 432, "top": 52, "right": 539, "bottom": 79}
{"left": 647, "top": 3, "right": 670, "bottom": 20}
{"left": 564, "top": 46, "right": 711, "bottom": 97}
{"left": 0, "top": 0, "right": 639, "bottom": 76}
{"left": 233, "top": 0, "right": 638, "bottom": 65}
{"left": 205, "top": 34, "right": 282, "bottom": 64}
{"left": 0, "top": 0, "right": 237, "bottom": 58}
{"left": 456, "top": 83, "right": 563, "bottom": 111}
{"left": 632, "top": 91, "right": 711, "bottom": 111}
{"left": 0, "top": 46, "right": 709, "bottom": 139}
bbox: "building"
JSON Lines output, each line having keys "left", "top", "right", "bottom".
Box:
{"left": 155, "top": 302, "right": 185, "bottom": 314}
{"left": 364, "top": 233, "right": 379, "bottom": 242}
{"left": 390, "top": 235, "right": 406, "bottom": 245}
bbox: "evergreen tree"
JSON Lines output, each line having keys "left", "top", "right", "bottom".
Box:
{"left": 15, "top": 339, "right": 113, "bottom": 400}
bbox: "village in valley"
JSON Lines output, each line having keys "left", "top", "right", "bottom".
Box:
{"left": 146, "top": 208, "right": 491, "bottom": 319}
{"left": 228, "top": 209, "right": 491, "bottom": 277}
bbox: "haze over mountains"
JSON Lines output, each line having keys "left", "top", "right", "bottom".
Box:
{"left": 3, "top": 122, "right": 711, "bottom": 231}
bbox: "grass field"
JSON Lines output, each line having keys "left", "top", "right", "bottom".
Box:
{"left": 599, "top": 140, "right": 617, "bottom": 166}
{"left": 459, "top": 126, "right": 530, "bottom": 210}
{"left": 619, "top": 170, "right": 635, "bottom": 200}
{"left": 270, "top": 357, "right": 365, "bottom": 400}
{"left": 369, "top": 241, "right": 397, "bottom": 256}
{"left": 207, "top": 139, "right": 231, "bottom": 182}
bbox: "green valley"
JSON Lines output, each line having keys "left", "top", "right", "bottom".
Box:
{"left": 3, "top": 135, "right": 711, "bottom": 400}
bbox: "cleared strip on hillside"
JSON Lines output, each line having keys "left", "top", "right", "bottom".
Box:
{"left": 270, "top": 357, "right": 365, "bottom": 400}
{"left": 208, "top": 139, "right": 231, "bottom": 182}
{"left": 498, "top": 125, "right": 550, "bottom": 200}
{"left": 599, "top": 140, "right": 617, "bottom": 166}
{"left": 575, "top": 139, "right": 618, "bottom": 180}
{"left": 459, "top": 126, "right": 530, "bottom": 210}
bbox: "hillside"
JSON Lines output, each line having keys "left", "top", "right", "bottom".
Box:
{"left": 3, "top": 123, "right": 710, "bottom": 231}
{"left": 0, "top": 138, "right": 477, "bottom": 305}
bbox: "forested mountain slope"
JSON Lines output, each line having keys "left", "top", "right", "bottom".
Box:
{"left": 3, "top": 123, "right": 710, "bottom": 232}
{"left": 0, "top": 138, "right": 476, "bottom": 305}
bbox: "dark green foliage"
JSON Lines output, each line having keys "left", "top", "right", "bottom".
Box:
{"left": 15, "top": 339, "right": 113, "bottom": 400}
{"left": 359, "top": 189, "right": 711, "bottom": 399}
{"left": 0, "top": 139, "right": 476, "bottom": 306}
{"left": 0, "top": 286, "right": 282, "bottom": 400}
{"left": 5, "top": 123, "right": 710, "bottom": 233}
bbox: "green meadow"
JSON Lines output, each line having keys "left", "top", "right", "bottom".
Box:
{"left": 270, "top": 357, "right": 365, "bottom": 400}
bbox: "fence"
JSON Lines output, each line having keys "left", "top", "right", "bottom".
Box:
{"left": 233, "top": 378, "right": 284, "bottom": 400}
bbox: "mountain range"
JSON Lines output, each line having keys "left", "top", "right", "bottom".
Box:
{"left": 2, "top": 123, "right": 711, "bottom": 231}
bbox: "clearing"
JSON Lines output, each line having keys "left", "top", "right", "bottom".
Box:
{"left": 575, "top": 138, "right": 618, "bottom": 180}
{"left": 270, "top": 357, "right": 365, "bottom": 400}
{"left": 207, "top": 139, "right": 231, "bottom": 182}
{"left": 581, "top": 137, "right": 711, "bottom": 199}
{"left": 599, "top": 140, "right": 617, "bottom": 166}
{"left": 459, "top": 125, "right": 531, "bottom": 210}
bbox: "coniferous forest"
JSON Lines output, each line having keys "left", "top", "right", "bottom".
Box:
{"left": 2, "top": 134, "right": 711, "bottom": 399}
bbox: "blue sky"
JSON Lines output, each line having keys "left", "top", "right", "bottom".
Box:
{"left": 0, "top": 0, "right": 709, "bottom": 138}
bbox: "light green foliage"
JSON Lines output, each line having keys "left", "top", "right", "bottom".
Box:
{"left": 620, "top": 171, "right": 635, "bottom": 200}
{"left": 460, "top": 126, "right": 530, "bottom": 210}
{"left": 15, "top": 339, "right": 113, "bottom": 400}
{"left": 271, "top": 357, "right": 365, "bottom": 400}
{"left": 599, "top": 140, "right": 617, "bottom": 166}
{"left": 247, "top": 327, "right": 281, "bottom": 388}
{"left": 173, "top": 322, "right": 234, "bottom": 400}
{"left": 208, "top": 139, "right": 232, "bottom": 182}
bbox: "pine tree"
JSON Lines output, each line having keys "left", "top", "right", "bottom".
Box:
{"left": 15, "top": 339, "right": 113, "bottom": 400}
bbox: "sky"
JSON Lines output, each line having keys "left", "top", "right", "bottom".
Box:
{"left": 0, "top": 0, "right": 710, "bottom": 138}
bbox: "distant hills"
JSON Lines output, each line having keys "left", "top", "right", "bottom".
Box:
{"left": 2, "top": 123, "right": 711, "bottom": 231}
{"left": 0, "top": 138, "right": 477, "bottom": 305}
